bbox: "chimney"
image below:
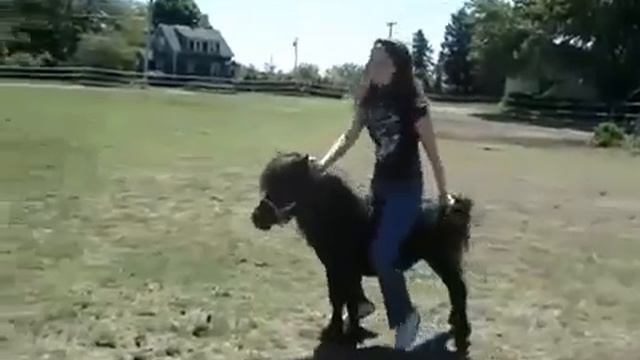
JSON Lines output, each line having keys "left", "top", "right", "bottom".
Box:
{"left": 199, "top": 14, "right": 212, "bottom": 29}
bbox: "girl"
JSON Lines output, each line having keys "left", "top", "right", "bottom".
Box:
{"left": 317, "top": 39, "right": 449, "bottom": 350}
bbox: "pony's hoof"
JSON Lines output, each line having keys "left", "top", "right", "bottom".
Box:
{"left": 456, "top": 350, "right": 471, "bottom": 360}
{"left": 357, "top": 300, "right": 375, "bottom": 320}
{"left": 454, "top": 340, "right": 471, "bottom": 360}
{"left": 319, "top": 324, "right": 343, "bottom": 344}
{"left": 345, "top": 324, "right": 377, "bottom": 345}
{"left": 343, "top": 300, "right": 375, "bottom": 322}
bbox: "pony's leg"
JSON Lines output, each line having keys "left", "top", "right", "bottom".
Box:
{"left": 427, "top": 256, "right": 471, "bottom": 358}
{"left": 320, "top": 269, "right": 346, "bottom": 343}
{"left": 353, "top": 275, "right": 375, "bottom": 320}
{"left": 343, "top": 275, "right": 377, "bottom": 345}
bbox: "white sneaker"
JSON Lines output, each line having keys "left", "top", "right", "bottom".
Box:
{"left": 394, "top": 309, "right": 420, "bottom": 350}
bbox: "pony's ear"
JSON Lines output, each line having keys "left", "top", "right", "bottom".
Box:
{"left": 293, "top": 154, "right": 311, "bottom": 172}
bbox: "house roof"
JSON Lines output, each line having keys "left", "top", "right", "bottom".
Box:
{"left": 157, "top": 24, "right": 234, "bottom": 58}
{"left": 158, "top": 24, "right": 182, "bottom": 52}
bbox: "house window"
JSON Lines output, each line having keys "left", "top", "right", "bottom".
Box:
{"left": 215, "top": 42, "right": 220, "bottom": 54}
{"left": 203, "top": 42, "right": 209, "bottom": 53}
{"left": 190, "top": 40, "right": 195, "bottom": 51}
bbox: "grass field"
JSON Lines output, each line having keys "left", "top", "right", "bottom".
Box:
{"left": 1, "top": 85, "right": 639, "bottom": 360}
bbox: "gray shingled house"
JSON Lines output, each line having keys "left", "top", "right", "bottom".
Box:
{"left": 150, "top": 24, "right": 235, "bottom": 77}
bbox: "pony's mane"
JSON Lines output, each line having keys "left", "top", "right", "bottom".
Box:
{"left": 308, "top": 168, "right": 374, "bottom": 222}
{"left": 264, "top": 152, "right": 370, "bottom": 211}
{"left": 311, "top": 164, "right": 368, "bottom": 199}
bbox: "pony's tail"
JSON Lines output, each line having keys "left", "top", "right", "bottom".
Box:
{"left": 448, "top": 195, "right": 474, "bottom": 256}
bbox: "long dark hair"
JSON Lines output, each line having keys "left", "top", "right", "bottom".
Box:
{"left": 355, "top": 39, "right": 422, "bottom": 118}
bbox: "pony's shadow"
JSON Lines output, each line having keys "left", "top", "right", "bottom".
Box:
{"left": 292, "top": 331, "right": 458, "bottom": 360}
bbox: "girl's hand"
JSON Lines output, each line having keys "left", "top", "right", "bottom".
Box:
{"left": 439, "top": 192, "right": 453, "bottom": 207}
{"left": 308, "top": 155, "right": 324, "bottom": 172}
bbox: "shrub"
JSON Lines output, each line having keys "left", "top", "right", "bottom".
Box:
{"left": 3, "top": 52, "right": 40, "bottom": 67}
{"left": 0, "top": 51, "right": 55, "bottom": 67}
{"left": 0, "top": 42, "right": 8, "bottom": 62}
{"left": 73, "top": 33, "right": 137, "bottom": 70}
{"left": 591, "top": 122, "right": 626, "bottom": 148}
{"left": 35, "top": 52, "right": 56, "bottom": 67}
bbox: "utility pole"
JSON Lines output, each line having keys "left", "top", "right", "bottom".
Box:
{"left": 386, "top": 21, "right": 397, "bottom": 38}
{"left": 293, "top": 37, "right": 299, "bottom": 71}
{"left": 143, "top": 0, "right": 154, "bottom": 83}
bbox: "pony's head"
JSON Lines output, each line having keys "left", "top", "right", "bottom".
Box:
{"left": 251, "top": 152, "right": 317, "bottom": 230}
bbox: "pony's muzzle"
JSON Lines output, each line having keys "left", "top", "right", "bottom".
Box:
{"left": 251, "top": 202, "right": 276, "bottom": 231}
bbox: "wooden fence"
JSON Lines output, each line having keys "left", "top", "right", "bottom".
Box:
{"left": 503, "top": 93, "right": 640, "bottom": 131}
{"left": 0, "top": 66, "right": 348, "bottom": 99}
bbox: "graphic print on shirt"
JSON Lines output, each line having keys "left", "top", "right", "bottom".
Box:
{"left": 366, "top": 104, "right": 403, "bottom": 164}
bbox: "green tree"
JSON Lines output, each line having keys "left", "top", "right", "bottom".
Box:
{"left": 0, "top": 41, "right": 8, "bottom": 60}
{"left": 152, "top": 0, "right": 201, "bottom": 27}
{"left": 504, "top": 0, "right": 640, "bottom": 101}
{"left": 263, "top": 60, "right": 276, "bottom": 75}
{"left": 7, "top": 0, "right": 142, "bottom": 62}
{"left": 116, "top": 2, "right": 148, "bottom": 47}
{"left": 324, "top": 63, "right": 364, "bottom": 92}
{"left": 292, "top": 63, "right": 320, "bottom": 82}
{"left": 440, "top": 7, "right": 475, "bottom": 94}
{"left": 412, "top": 30, "right": 434, "bottom": 90}
{"left": 10, "top": 0, "right": 86, "bottom": 60}
{"left": 73, "top": 32, "right": 137, "bottom": 70}
{"left": 434, "top": 51, "right": 444, "bottom": 93}
{"left": 467, "top": 0, "right": 519, "bottom": 95}
{"left": 549, "top": 0, "right": 640, "bottom": 100}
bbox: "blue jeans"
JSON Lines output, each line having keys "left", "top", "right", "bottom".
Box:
{"left": 370, "top": 177, "right": 423, "bottom": 329}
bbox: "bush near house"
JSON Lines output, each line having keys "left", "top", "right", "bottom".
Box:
{"left": 72, "top": 33, "right": 138, "bottom": 70}
{"left": 0, "top": 51, "right": 55, "bottom": 67}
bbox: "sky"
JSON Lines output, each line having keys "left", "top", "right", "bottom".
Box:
{"left": 198, "top": 0, "right": 466, "bottom": 72}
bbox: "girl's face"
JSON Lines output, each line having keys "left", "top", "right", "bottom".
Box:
{"left": 367, "top": 45, "right": 395, "bottom": 86}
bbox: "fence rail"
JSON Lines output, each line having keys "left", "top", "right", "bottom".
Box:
{"left": 0, "top": 66, "right": 348, "bottom": 99}
{"left": 503, "top": 93, "right": 640, "bottom": 131}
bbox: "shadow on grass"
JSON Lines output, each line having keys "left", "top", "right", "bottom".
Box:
{"left": 293, "top": 331, "right": 458, "bottom": 360}
{"left": 472, "top": 112, "right": 599, "bottom": 133}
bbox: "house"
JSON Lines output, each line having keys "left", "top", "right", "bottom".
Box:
{"left": 503, "top": 42, "right": 598, "bottom": 101}
{"left": 504, "top": 73, "right": 599, "bottom": 101}
{"left": 150, "top": 23, "right": 235, "bottom": 77}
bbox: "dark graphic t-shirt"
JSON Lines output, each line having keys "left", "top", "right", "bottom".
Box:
{"left": 359, "top": 91, "right": 430, "bottom": 182}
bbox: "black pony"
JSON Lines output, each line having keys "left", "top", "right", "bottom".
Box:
{"left": 251, "top": 152, "right": 474, "bottom": 358}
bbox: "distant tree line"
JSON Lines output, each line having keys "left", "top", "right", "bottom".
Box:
{"left": 0, "top": 0, "right": 202, "bottom": 69}
{"left": 2, "top": 0, "right": 638, "bottom": 101}
{"left": 239, "top": 0, "right": 640, "bottom": 101}
{"left": 436, "top": 0, "right": 640, "bottom": 101}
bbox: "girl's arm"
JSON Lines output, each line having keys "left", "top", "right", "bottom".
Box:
{"left": 318, "top": 112, "right": 364, "bottom": 171}
{"left": 415, "top": 110, "right": 448, "bottom": 202}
